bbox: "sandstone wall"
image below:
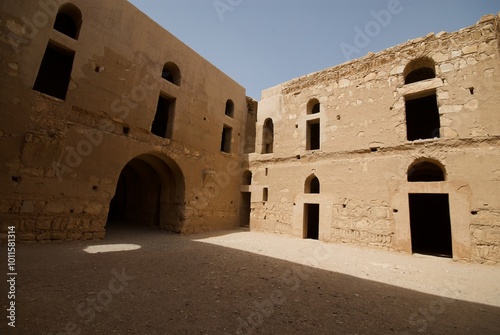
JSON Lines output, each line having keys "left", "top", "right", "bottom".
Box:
{"left": 250, "top": 14, "right": 500, "bottom": 263}
{"left": 0, "top": 0, "right": 249, "bottom": 240}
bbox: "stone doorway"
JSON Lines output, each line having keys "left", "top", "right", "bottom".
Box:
{"left": 304, "top": 204, "right": 319, "bottom": 240}
{"left": 408, "top": 193, "right": 453, "bottom": 258}
{"left": 239, "top": 192, "right": 251, "bottom": 227}
{"left": 107, "top": 153, "right": 185, "bottom": 232}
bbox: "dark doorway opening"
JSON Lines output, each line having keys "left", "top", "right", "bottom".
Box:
{"left": 405, "top": 94, "right": 440, "bottom": 141}
{"left": 307, "top": 121, "right": 320, "bottom": 150}
{"left": 409, "top": 193, "right": 453, "bottom": 258}
{"left": 107, "top": 161, "right": 161, "bottom": 228}
{"left": 240, "top": 192, "right": 251, "bottom": 227}
{"left": 304, "top": 204, "right": 319, "bottom": 240}
{"left": 107, "top": 154, "right": 184, "bottom": 233}
{"left": 33, "top": 42, "right": 75, "bottom": 100}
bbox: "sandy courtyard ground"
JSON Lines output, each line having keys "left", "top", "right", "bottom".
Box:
{"left": 1, "top": 224, "right": 500, "bottom": 334}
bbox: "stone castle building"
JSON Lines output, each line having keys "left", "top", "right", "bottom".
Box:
{"left": 1, "top": 1, "right": 499, "bottom": 263}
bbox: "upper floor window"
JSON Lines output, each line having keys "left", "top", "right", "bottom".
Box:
{"left": 262, "top": 118, "right": 274, "bottom": 154}
{"left": 221, "top": 125, "right": 233, "bottom": 153}
{"left": 151, "top": 94, "right": 175, "bottom": 139}
{"left": 162, "top": 62, "right": 181, "bottom": 86}
{"left": 306, "top": 119, "right": 320, "bottom": 150}
{"left": 33, "top": 42, "right": 75, "bottom": 100}
{"left": 307, "top": 98, "right": 320, "bottom": 114}
{"left": 225, "top": 99, "right": 234, "bottom": 117}
{"left": 405, "top": 92, "right": 440, "bottom": 141}
{"left": 242, "top": 171, "right": 252, "bottom": 185}
{"left": 53, "top": 3, "right": 82, "bottom": 40}
{"left": 404, "top": 57, "right": 435, "bottom": 85}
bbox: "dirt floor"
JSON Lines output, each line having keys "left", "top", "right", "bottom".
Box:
{"left": 1, "top": 224, "right": 500, "bottom": 335}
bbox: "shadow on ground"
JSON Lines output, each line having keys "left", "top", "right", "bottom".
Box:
{"left": 1, "top": 224, "right": 499, "bottom": 335}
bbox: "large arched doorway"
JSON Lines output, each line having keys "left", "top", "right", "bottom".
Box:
{"left": 107, "top": 153, "right": 185, "bottom": 232}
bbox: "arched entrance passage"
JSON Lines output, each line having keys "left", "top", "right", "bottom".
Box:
{"left": 107, "top": 153, "right": 185, "bottom": 232}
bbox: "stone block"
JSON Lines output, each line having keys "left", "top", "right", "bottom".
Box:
{"left": 89, "top": 220, "right": 105, "bottom": 232}
{"left": 389, "top": 65, "right": 404, "bottom": 75}
{"left": 484, "top": 69, "right": 494, "bottom": 78}
{"left": 0, "top": 201, "right": 10, "bottom": 213}
{"left": 93, "top": 231, "right": 106, "bottom": 239}
{"left": 20, "top": 200, "right": 35, "bottom": 213}
{"left": 51, "top": 218, "right": 64, "bottom": 230}
{"left": 67, "top": 232, "right": 83, "bottom": 240}
{"left": 339, "top": 79, "right": 351, "bottom": 88}
{"left": 18, "top": 233, "right": 36, "bottom": 241}
{"left": 440, "top": 105, "right": 463, "bottom": 114}
{"left": 80, "top": 219, "right": 90, "bottom": 231}
{"left": 45, "top": 201, "right": 65, "bottom": 214}
{"left": 36, "top": 232, "right": 51, "bottom": 241}
{"left": 51, "top": 231, "right": 67, "bottom": 240}
{"left": 433, "top": 52, "right": 449, "bottom": 62}
{"left": 82, "top": 233, "right": 93, "bottom": 240}
{"left": 462, "top": 45, "right": 478, "bottom": 54}
{"left": 36, "top": 219, "right": 52, "bottom": 230}
{"left": 439, "top": 63, "right": 454, "bottom": 73}
{"left": 464, "top": 99, "right": 479, "bottom": 111}
{"left": 21, "top": 219, "right": 36, "bottom": 233}
{"left": 84, "top": 201, "right": 103, "bottom": 215}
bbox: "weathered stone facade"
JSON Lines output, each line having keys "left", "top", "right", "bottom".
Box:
{"left": 249, "top": 14, "right": 500, "bottom": 264}
{"left": 0, "top": 0, "right": 251, "bottom": 240}
{"left": 1, "top": 1, "right": 499, "bottom": 264}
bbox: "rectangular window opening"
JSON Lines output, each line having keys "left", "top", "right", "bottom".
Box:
{"left": 262, "top": 187, "right": 268, "bottom": 202}
{"left": 307, "top": 119, "right": 320, "bottom": 150}
{"left": 33, "top": 41, "right": 75, "bottom": 100}
{"left": 151, "top": 94, "right": 175, "bottom": 138}
{"left": 221, "top": 125, "right": 233, "bottom": 153}
{"left": 405, "top": 93, "right": 440, "bottom": 141}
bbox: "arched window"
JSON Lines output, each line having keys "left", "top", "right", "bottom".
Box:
{"left": 242, "top": 171, "right": 252, "bottom": 185}
{"left": 162, "top": 62, "right": 181, "bottom": 86}
{"left": 408, "top": 160, "right": 445, "bottom": 182}
{"left": 225, "top": 99, "right": 234, "bottom": 117}
{"left": 262, "top": 118, "right": 274, "bottom": 154}
{"left": 404, "top": 58, "right": 436, "bottom": 85}
{"left": 53, "top": 3, "right": 82, "bottom": 40}
{"left": 307, "top": 99, "right": 320, "bottom": 115}
{"left": 305, "top": 175, "right": 320, "bottom": 194}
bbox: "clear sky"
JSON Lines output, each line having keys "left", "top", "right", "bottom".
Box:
{"left": 127, "top": 0, "right": 500, "bottom": 99}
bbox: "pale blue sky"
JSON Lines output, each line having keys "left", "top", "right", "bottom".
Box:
{"left": 128, "top": 0, "right": 500, "bottom": 99}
